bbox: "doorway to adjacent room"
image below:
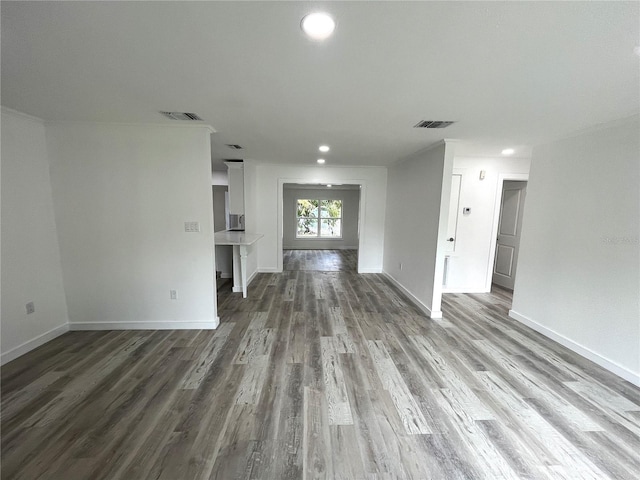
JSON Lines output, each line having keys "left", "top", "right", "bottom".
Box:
{"left": 282, "top": 183, "right": 361, "bottom": 273}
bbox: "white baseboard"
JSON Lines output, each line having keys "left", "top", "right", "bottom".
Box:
{"left": 383, "top": 272, "right": 440, "bottom": 319}
{"left": 70, "top": 320, "right": 220, "bottom": 331}
{"left": 220, "top": 273, "right": 232, "bottom": 279}
{"left": 258, "top": 267, "right": 280, "bottom": 273}
{"left": 228, "top": 268, "right": 259, "bottom": 293}
{"left": 1, "top": 323, "right": 69, "bottom": 365}
{"left": 442, "top": 287, "right": 490, "bottom": 294}
{"left": 509, "top": 310, "right": 640, "bottom": 387}
{"left": 358, "top": 268, "right": 383, "bottom": 274}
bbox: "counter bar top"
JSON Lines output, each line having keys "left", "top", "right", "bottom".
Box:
{"left": 214, "top": 231, "right": 263, "bottom": 246}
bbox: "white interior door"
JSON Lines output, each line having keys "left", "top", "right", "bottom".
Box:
{"left": 493, "top": 181, "right": 527, "bottom": 290}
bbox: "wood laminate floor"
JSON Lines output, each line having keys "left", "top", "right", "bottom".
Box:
{"left": 283, "top": 249, "right": 357, "bottom": 272}
{"left": 2, "top": 271, "right": 640, "bottom": 479}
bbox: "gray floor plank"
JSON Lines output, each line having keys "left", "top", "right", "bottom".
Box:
{"left": 3, "top": 250, "right": 640, "bottom": 479}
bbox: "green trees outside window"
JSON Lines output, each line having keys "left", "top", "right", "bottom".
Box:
{"left": 296, "top": 199, "right": 342, "bottom": 238}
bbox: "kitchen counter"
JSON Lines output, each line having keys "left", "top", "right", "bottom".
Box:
{"left": 214, "top": 230, "right": 263, "bottom": 298}
{"left": 214, "top": 231, "right": 263, "bottom": 246}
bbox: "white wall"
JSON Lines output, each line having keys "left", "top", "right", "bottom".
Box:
{"left": 445, "top": 156, "right": 531, "bottom": 292}
{"left": 243, "top": 161, "right": 259, "bottom": 280}
{"left": 250, "top": 163, "right": 387, "bottom": 274}
{"left": 283, "top": 187, "right": 360, "bottom": 250}
{"left": 511, "top": 116, "right": 640, "bottom": 386}
{"left": 211, "top": 170, "right": 228, "bottom": 186}
{"left": 383, "top": 141, "right": 455, "bottom": 318}
{"left": 46, "top": 122, "right": 218, "bottom": 330}
{"left": 1, "top": 109, "right": 70, "bottom": 363}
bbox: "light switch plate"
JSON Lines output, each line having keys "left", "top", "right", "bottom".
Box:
{"left": 184, "top": 221, "right": 200, "bottom": 233}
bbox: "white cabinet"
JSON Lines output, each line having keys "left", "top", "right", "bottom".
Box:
{"left": 225, "top": 162, "right": 244, "bottom": 215}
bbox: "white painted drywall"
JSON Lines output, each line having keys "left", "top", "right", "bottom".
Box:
{"left": 283, "top": 187, "right": 360, "bottom": 250}
{"left": 243, "top": 161, "right": 259, "bottom": 281}
{"left": 251, "top": 163, "right": 387, "bottom": 274}
{"left": 383, "top": 141, "right": 455, "bottom": 317}
{"left": 213, "top": 185, "right": 232, "bottom": 278}
{"left": 211, "top": 170, "right": 228, "bottom": 186}
{"left": 511, "top": 116, "right": 640, "bottom": 385}
{"left": 1, "top": 109, "right": 70, "bottom": 363}
{"left": 46, "top": 122, "right": 218, "bottom": 329}
{"left": 444, "top": 156, "right": 531, "bottom": 292}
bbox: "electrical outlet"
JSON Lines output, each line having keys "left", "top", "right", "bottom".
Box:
{"left": 26, "top": 301, "right": 35, "bottom": 314}
{"left": 170, "top": 290, "right": 177, "bottom": 300}
{"left": 399, "top": 263, "right": 403, "bottom": 271}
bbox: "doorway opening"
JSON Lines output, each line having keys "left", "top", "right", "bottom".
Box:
{"left": 282, "top": 183, "right": 361, "bottom": 273}
{"left": 441, "top": 153, "right": 531, "bottom": 312}
{"left": 212, "top": 184, "right": 233, "bottom": 290}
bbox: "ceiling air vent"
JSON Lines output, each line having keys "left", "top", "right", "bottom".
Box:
{"left": 413, "top": 120, "right": 456, "bottom": 129}
{"left": 226, "top": 144, "right": 243, "bottom": 150}
{"left": 160, "top": 111, "right": 203, "bottom": 121}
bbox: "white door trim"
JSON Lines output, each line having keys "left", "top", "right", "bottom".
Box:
{"left": 485, "top": 173, "right": 529, "bottom": 291}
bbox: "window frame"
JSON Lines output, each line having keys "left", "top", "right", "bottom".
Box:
{"left": 295, "top": 198, "right": 343, "bottom": 239}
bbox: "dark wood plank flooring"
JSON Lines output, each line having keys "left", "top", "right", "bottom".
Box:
{"left": 2, "top": 271, "right": 640, "bottom": 479}
{"left": 283, "top": 249, "right": 357, "bottom": 272}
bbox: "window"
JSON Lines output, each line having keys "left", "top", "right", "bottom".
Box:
{"left": 296, "top": 199, "right": 342, "bottom": 238}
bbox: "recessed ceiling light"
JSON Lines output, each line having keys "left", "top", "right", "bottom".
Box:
{"left": 319, "top": 145, "right": 330, "bottom": 153}
{"left": 501, "top": 148, "right": 515, "bottom": 155}
{"left": 317, "top": 159, "right": 325, "bottom": 164}
{"left": 326, "top": 184, "right": 332, "bottom": 188}
{"left": 301, "top": 13, "right": 336, "bottom": 41}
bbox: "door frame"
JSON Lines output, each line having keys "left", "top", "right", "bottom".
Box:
{"left": 485, "top": 173, "right": 529, "bottom": 291}
{"left": 442, "top": 168, "right": 464, "bottom": 291}
{"left": 276, "top": 178, "right": 365, "bottom": 273}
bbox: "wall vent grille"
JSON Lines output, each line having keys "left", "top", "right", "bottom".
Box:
{"left": 160, "top": 111, "right": 203, "bottom": 121}
{"left": 413, "top": 120, "right": 456, "bottom": 128}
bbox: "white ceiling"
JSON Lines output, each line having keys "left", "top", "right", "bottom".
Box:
{"left": 2, "top": 1, "right": 638, "bottom": 170}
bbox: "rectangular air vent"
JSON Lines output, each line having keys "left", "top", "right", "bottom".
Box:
{"left": 413, "top": 120, "right": 456, "bottom": 128}
{"left": 160, "top": 111, "right": 203, "bottom": 121}
{"left": 226, "top": 144, "right": 243, "bottom": 150}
